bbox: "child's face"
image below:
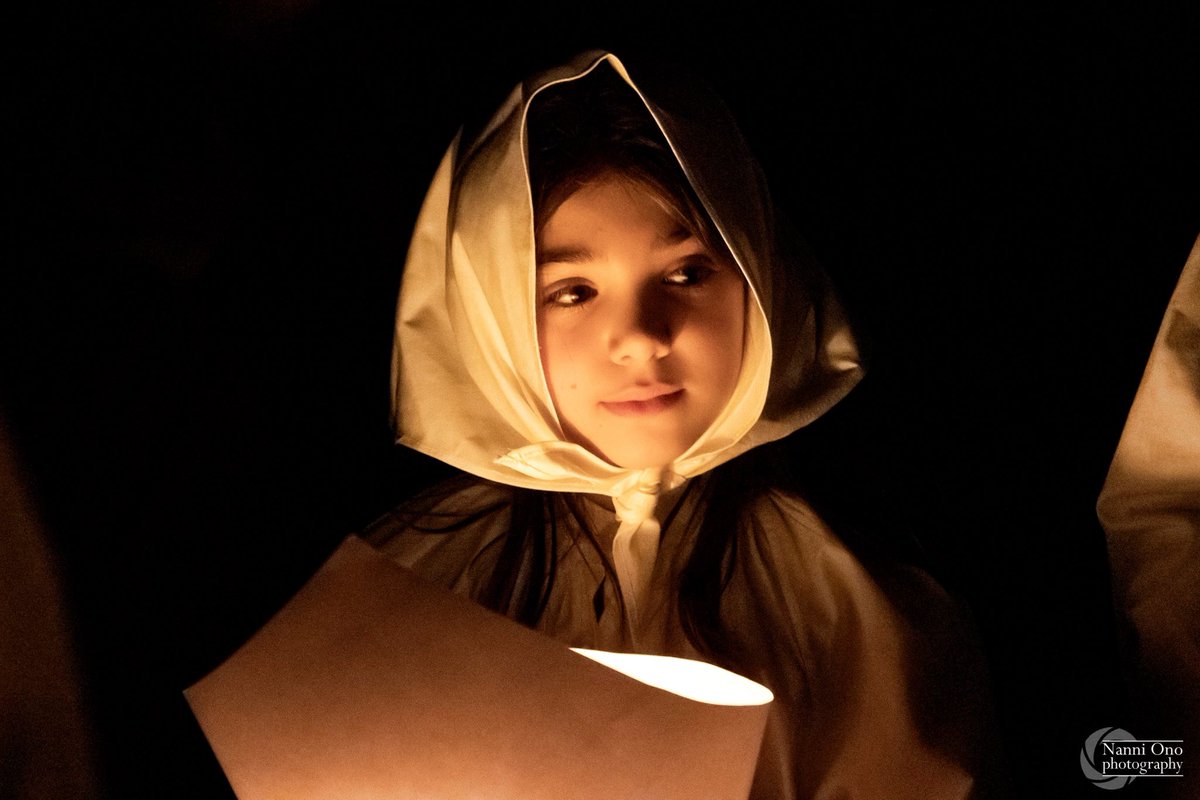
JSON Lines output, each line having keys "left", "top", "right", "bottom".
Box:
{"left": 536, "top": 174, "right": 746, "bottom": 468}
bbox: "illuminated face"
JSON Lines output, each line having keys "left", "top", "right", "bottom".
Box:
{"left": 536, "top": 174, "right": 746, "bottom": 468}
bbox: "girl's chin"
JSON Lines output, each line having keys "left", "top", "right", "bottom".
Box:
{"left": 592, "top": 438, "right": 696, "bottom": 470}
{"left": 562, "top": 417, "right": 711, "bottom": 470}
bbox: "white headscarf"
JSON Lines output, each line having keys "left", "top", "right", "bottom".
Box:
{"left": 392, "top": 51, "right": 862, "bottom": 619}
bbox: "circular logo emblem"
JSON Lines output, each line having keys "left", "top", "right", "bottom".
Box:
{"left": 1081, "top": 727, "right": 1137, "bottom": 790}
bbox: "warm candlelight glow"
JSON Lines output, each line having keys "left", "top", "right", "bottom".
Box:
{"left": 571, "top": 648, "right": 773, "bottom": 707}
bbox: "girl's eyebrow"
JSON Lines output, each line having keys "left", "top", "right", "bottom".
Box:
{"left": 537, "top": 229, "right": 701, "bottom": 267}
{"left": 537, "top": 246, "right": 594, "bottom": 267}
{"left": 660, "top": 225, "right": 693, "bottom": 246}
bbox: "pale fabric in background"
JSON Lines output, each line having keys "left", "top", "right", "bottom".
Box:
{"left": 1099, "top": 233, "right": 1200, "bottom": 800}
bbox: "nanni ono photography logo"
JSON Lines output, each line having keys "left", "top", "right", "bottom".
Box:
{"left": 1080, "top": 727, "right": 1185, "bottom": 790}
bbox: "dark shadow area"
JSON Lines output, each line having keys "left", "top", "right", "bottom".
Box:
{"left": 7, "top": 4, "right": 1198, "bottom": 798}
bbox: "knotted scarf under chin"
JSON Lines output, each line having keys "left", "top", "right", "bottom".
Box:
{"left": 610, "top": 474, "right": 664, "bottom": 633}
{"left": 495, "top": 443, "right": 693, "bottom": 636}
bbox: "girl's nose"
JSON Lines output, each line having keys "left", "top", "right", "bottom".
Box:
{"left": 608, "top": 296, "right": 672, "bottom": 364}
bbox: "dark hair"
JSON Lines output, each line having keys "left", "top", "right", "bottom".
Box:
{"left": 526, "top": 64, "right": 727, "bottom": 260}
{"left": 365, "top": 453, "right": 781, "bottom": 663}
{"left": 367, "top": 438, "right": 921, "bottom": 669}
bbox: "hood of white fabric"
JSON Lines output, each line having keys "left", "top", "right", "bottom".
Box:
{"left": 391, "top": 51, "right": 862, "bottom": 500}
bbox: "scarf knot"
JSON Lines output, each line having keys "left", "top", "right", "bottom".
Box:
{"left": 610, "top": 468, "right": 664, "bottom": 637}
{"left": 613, "top": 477, "right": 661, "bottom": 527}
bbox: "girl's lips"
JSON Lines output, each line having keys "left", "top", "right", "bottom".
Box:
{"left": 600, "top": 389, "right": 684, "bottom": 416}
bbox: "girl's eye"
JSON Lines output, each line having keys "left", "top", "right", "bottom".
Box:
{"left": 664, "top": 261, "right": 717, "bottom": 287}
{"left": 544, "top": 283, "right": 597, "bottom": 308}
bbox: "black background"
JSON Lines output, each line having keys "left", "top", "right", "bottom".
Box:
{"left": 7, "top": 3, "right": 1199, "bottom": 798}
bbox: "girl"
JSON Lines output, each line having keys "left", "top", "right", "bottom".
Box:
{"left": 368, "top": 51, "right": 998, "bottom": 799}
